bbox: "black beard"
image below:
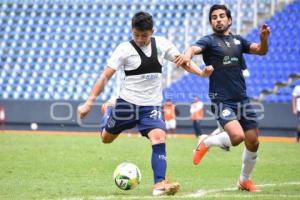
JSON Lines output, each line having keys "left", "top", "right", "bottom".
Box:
{"left": 213, "top": 25, "right": 230, "bottom": 34}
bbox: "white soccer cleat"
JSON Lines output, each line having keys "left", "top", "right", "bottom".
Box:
{"left": 152, "top": 180, "right": 180, "bottom": 196}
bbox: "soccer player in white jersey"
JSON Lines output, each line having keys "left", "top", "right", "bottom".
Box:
{"left": 78, "top": 12, "right": 213, "bottom": 196}
{"left": 292, "top": 84, "right": 300, "bottom": 143}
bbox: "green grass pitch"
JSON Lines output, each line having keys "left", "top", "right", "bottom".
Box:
{"left": 0, "top": 132, "right": 299, "bottom": 199}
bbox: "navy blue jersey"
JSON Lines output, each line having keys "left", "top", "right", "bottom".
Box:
{"left": 195, "top": 34, "right": 251, "bottom": 101}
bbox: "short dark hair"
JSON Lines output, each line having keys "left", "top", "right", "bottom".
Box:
{"left": 131, "top": 11, "right": 153, "bottom": 31}
{"left": 209, "top": 4, "right": 232, "bottom": 24}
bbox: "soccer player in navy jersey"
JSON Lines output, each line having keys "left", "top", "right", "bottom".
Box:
{"left": 175, "top": 4, "right": 270, "bottom": 192}
{"left": 78, "top": 11, "right": 213, "bottom": 196}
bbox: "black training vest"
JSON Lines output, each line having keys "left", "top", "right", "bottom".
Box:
{"left": 125, "top": 37, "right": 162, "bottom": 76}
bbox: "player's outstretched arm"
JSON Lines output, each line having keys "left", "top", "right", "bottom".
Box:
{"left": 249, "top": 24, "right": 271, "bottom": 55}
{"left": 181, "top": 61, "right": 214, "bottom": 77}
{"left": 78, "top": 67, "right": 116, "bottom": 119}
{"left": 174, "top": 46, "right": 203, "bottom": 67}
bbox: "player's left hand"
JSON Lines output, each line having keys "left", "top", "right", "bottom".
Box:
{"left": 260, "top": 24, "right": 271, "bottom": 40}
{"left": 201, "top": 65, "right": 214, "bottom": 77}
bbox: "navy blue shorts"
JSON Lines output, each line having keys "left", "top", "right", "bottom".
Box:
{"left": 104, "top": 98, "right": 166, "bottom": 136}
{"left": 297, "top": 112, "right": 300, "bottom": 122}
{"left": 211, "top": 98, "right": 258, "bottom": 131}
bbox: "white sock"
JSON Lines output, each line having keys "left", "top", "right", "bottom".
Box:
{"left": 211, "top": 128, "right": 222, "bottom": 135}
{"left": 240, "top": 147, "right": 257, "bottom": 182}
{"left": 203, "top": 131, "right": 232, "bottom": 148}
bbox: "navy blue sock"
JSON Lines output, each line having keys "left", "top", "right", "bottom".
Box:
{"left": 151, "top": 143, "right": 167, "bottom": 184}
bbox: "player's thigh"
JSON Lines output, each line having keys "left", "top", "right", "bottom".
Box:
{"left": 211, "top": 101, "right": 237, "bottom": 127}
{"left": 105, "top": 98, "right": 137, "bottom": 134}
{"left": 224, "top": 120, "right": 245, "bottom": 144}
{"left": 212, "top": 102, "right": 244, "bottom": 142}
{"left": 137, "top": 106, "right": 166, "bottom": 138}
{"left": 239, "top": 100, "right": 259, "bottom": 132}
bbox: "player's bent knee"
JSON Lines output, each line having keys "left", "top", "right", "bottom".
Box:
{"left": 231, "top": 140, "right": 242, "bottom": 146}
{"left": 148, "top": 129, "right": 166, "bottom": 144}
{"left": 101, "top": 131, "right": 116, "bottom": 144}
{"left": 246, "top": 141, "right": 259, "bottom": 152}
{"left": 152, "top": 134, "right": 166, "bottom": 144}
{"left": 231, "top": 135, "right": 244, "bottom": 146}
{"left": 101, "top": 137, "right": 113, "bottom": 144}
{"left": 253, "top": 141, "right": 259, "bottom": 149}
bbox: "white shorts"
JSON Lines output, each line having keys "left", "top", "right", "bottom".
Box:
{"left": 165, "top": 119, "right": 176, "bottom": 130}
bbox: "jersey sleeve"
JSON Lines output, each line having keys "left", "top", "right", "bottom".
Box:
{"left": 239, "top": 36, "right": 252, "bottom": 53}
{"left": 107, "top": 43, "right": 126, "bottom": 70}
{"left": 161, "top": 37, "right": 181, "bottom": 62}
{"left": 194, "top": 35, "right": 211, "bottom": 51}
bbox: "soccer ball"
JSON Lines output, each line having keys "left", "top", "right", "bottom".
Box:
{"left": 113, "top": 162, "right": 141, "bottom": 190}
{"left": 30, "top": 123, "right": 38, "bottom": 130}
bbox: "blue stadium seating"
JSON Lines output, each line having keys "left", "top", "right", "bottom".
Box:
{"left": 164, "top": 0, "right": 300, "bottom": 103}
{"left": 243, "top": 0, "right": 300, "bottom": 101}
{"left": 0, "top": 0, "right": 294, "bottom": 102}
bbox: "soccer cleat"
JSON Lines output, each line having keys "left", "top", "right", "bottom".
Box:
{"left": 237, "top": 179, "right": 260, "bottom": 192}
{"left": 192, "top": 135, "right": 209, "bottom": 165}
{"left": 152, "top": 180, "right": 180, "bottom": 196}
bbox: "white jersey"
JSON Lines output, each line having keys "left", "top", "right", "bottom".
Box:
{"left": 107, "top": 36, "right": 180, "bottom": 106}
{"left": 292, "top": 85, "right": 300, "bottom": 112}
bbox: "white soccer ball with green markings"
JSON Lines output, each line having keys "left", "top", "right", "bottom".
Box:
{"left": 113, "top": 162, "right": 141, "bottom": 190}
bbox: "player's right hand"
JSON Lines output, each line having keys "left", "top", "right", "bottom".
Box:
{"left": 78, "top": 103, "right": 91, "bottom": 119}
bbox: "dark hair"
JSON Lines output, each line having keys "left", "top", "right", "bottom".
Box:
{"left": 131, "top": 11, "right": 153, "bottom": 31}
{"left": 209, "top": 4, "right": 232, "bottom": 25}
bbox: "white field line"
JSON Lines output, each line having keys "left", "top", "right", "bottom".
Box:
{"left": 62, "top": 181, "right": 300, "bottom": 200}
{"left": 200, "top": 194, "right": 300, "bottom": 198}
{"left": 185, "top": 181, "right": 300, "bottom": 198}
